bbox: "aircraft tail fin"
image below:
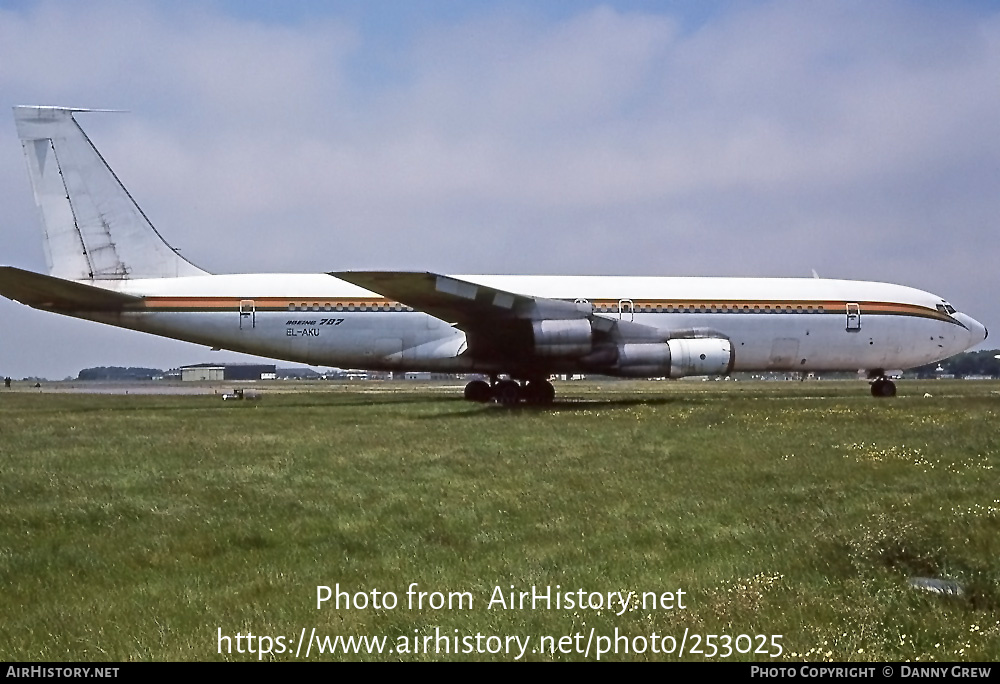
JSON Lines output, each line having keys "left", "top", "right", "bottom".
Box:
{"left": 13, "top": 106, "right": 208, "bottom": 281}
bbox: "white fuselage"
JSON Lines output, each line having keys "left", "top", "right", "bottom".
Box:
{"left": 78, "top": 273, "right": 984, "bottom": 375}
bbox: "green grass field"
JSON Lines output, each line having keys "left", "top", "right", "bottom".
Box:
{"left": 1, "top": 380, "right": 998, "bottom": 661}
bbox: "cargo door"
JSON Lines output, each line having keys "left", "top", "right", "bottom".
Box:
{"left": 768, "top": 337, "right": 800, "bottom": 369}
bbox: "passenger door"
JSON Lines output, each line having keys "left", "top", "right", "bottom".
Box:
{"left": 846, "top": 303, "right": 861, "bottom": 332}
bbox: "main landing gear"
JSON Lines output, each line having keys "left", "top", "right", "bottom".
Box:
{"left": 463, "top": 376, "right": 556, "bottom": 406}
{"left": 868, "top": 371, "right": 897, "bottom": 398}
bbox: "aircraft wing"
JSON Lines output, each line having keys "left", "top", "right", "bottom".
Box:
{"left": 0, "top": 266, "right": 141, "bottom": 311}
{"left": 329, "top": 271, "right": 594, "bottom": 326}
{"left": 330, "top": 270, "right": 633, "bottom": 364}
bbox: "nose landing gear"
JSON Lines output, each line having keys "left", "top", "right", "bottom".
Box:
{"left": 869, "top": 375, "right": 897, "bottom": 398}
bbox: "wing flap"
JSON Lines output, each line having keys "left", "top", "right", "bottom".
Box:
{"left": 0, "top": 266, "right": 141, "bottom": 311}
{"left": 329, "top": 271, "right": 590, "bottom": 327}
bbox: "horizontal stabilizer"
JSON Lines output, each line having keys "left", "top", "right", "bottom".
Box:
{"left": 0, "top": 266, "right": 140, "bottom": 311}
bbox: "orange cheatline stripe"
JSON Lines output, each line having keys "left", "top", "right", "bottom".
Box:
{"left": 129, "top": 296, "right": 957, "bottom": 323}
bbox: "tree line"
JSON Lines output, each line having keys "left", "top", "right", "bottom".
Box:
{"left": 909, "top": 349, "right": 1000, "bottom": 378}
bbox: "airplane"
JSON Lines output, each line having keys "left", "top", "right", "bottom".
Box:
{"left": 1, "top": 106, "right": 988, "bottom": 405}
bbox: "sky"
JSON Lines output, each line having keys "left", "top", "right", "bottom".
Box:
{"left": 0, "top": 0, "right": 997, "bottom": 378}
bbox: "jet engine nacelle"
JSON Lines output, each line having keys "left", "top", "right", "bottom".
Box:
{"left": 532, "top": 319, "right": 593, "bottom": 357}
{"left": 615, "top": 338, "right": 734, "bottom": 378}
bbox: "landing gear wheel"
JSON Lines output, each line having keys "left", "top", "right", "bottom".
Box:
{"left": 522, "top": 380, "right": 555, "bottom": 405}
{"left": 870, "top": 378, "right": 897, "bottom": 398}
{"left": 494, "top": 379, "right": 521, "bottom": 406}
{"left": 463, "top": 379, "right": 492, "bottom": 402}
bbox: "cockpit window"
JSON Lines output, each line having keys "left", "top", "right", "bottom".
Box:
{"left": 937, "top": 302, "right": 957, "bottom": 315}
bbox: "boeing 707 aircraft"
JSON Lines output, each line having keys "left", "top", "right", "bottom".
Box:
{"left": 1, "top": 106, "right": 987, "bottom": 404}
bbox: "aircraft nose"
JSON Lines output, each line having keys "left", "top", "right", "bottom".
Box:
{"left": 954, "top": 313, "right": 988, "bottom": 347}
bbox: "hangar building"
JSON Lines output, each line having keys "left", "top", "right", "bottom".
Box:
{"left": 180, "top": 363, "right": 277, "bottom": 381}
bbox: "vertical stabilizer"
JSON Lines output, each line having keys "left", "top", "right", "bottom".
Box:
{"left": 13, "top": 106, "right": 208, "bottom": 280}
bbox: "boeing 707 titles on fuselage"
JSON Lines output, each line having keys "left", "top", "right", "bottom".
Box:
{"left": 1, "top": 107, "right": 987, "bottom": 404}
